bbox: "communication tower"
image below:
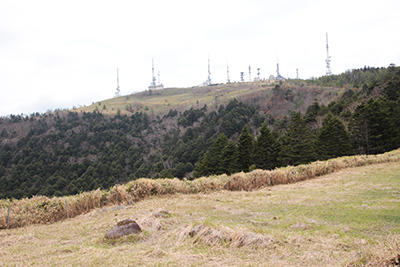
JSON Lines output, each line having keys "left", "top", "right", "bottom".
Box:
{"left": 149, "top": 59, "right": 164, "bottom": 89}
{"left": 325, "top": 33, "right": 332, "bottom": 75}
{"left": 114, "top": 68, "right": 121, "bottom": 97}
{"left": 296, "top": 68, "right": 299, "bottom": 79}
{"left": 226, "top": 58, "right": 230, "bottom": 83}
{"left": 240, "top": 72, "right": 244, "bottom": 82}
{"left": 206, "top": 56, "right": 212, "bottom": 85}
{"left": 276, "top": 63, "right": 285, "bottom": 80}
{"left": 248, "top": 65, "right": 251, "bottom": 81}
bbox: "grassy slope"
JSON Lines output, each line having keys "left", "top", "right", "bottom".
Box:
{"left": 76, "top": 81, "right": 341, "bottom": 117}
{"left": 78, "top": 83, "right": 267, "bottom": 116}
{"left": 1, "top": 162, "right": 399, "bottom": 266}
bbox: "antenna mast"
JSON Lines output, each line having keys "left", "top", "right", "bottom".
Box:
{"left": 325, "top": 33, "right": 332, "bottom": 75}
{"left": 114, "top": 68, "right": 121, "bottom": 97}
{"left": 226, "top": 58, "right": 230, "bottom": 83}
{"left": 151, "top": 58, "right": 156, "bottom": 88}
{"left": 248, "top": 65, "right": 251, "bottom": 81}
{"left": 276, "top": 63, "right": 285, "bottom": 80}
{"left": 149, "top": 59, "right": 164, "bottom": 90}
{"left": 206, "top": 56, "right": 212, "bottom": 85}
{"left": 296, "top": 68, "right": 299, "bottom": 79}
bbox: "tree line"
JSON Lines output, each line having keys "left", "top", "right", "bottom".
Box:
{"left": 0, "top": 65, "right": 399, "bottom": 199}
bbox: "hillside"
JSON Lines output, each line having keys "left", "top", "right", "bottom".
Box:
{"left": 0, "top": 64, "right": 399, "bottom": 199}
{"left": 1, "top": 161, "right": 399, "bottom": 266}
{"left": 77, "top": 80, "right": 340, "bottom": 119}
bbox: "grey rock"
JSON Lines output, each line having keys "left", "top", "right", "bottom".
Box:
{"left": 105, "top": 219, "right": 141, "bottom": 239}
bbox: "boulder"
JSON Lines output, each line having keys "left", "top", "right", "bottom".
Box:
{"left": 105, "top": 219, "right": 141, "bottom": 239}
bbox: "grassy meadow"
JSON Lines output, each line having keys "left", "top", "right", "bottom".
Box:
{"left": 1, "top": 157, "right": 400, "bottom": 266}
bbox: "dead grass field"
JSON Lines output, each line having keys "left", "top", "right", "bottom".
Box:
{"left": 1, "top": 162, "right": 399, "bottom": 266}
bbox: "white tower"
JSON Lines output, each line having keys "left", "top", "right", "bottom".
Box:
{"left": 227, "top": 58, "right": 230, "bottom": 83}
{"left": 206, "top": 56, "right": 212, "bottom": 85}
{"left": 325, "top": 33, "right": 332, "bottom": 75}
{"left": 114, "top": 68, "right": 120, "bottom": 97}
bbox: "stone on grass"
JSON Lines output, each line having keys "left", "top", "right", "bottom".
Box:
{"left": 105, "top": 219, "right": 141, "bottom": 239}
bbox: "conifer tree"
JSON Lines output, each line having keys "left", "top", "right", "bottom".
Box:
{"left": 236, "top": 125, "right": 254, "bottom": 172}
{"left": 281, "top": 112, "right": 316, "bottom": 166}
{"left": 350, "top": 99, "right": 399, "bottom": 154}
{"left": 316, "top": 113, "right": 354, "bottom": 160}
{"left": 193, "top": 133, "right": 228, "bottom": 177}
{"left": 253, "top": 123, "right": 280, "bottom": 170}
{"left": 220, "top": 139, "right": 238, "bottom": 175}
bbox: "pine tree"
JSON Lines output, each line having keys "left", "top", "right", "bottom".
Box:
{"left": 281, "top": 112, "right": 316, "bottom": 166}
{"left": 253, "top": 123, "right": 280, "bottom": 170}
{"left": 316, "top": 113, "right": 354, "bottom": 160}
{"left": 236, "top": 125, "right": 254, "bottom": 172}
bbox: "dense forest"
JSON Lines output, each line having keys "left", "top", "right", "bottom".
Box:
{"left": 0, "top": 64, "right": 399, "bottom": 199}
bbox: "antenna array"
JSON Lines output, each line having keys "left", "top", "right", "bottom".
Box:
{"left": 325, "top": 33, "right": 332, "bottom": 75}
{"left": 114, "top": 68, "right": 121, "bottom": 97}
{"left": 227, "top": 59, "right": 230, "bottom": 83}
{"left": 149, "top": 59, "right": 164, "bottom": 90}
{"left": 248, "top": 65, "right": 251, "bottom": 82}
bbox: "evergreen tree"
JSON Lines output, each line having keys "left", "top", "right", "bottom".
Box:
{"left": 281, "top": 112, "right": 316, "bottom": 166}
{"left": 236, "top": 125, "right": 254, "bottom": 172}
{"left": 304, "top": 100, "right": 320, "bottom": 123}
{"left": 193, "top": 133, "right": 228, "bottom": 177}
{"left": 220, "top": 140, "right": 238, "bottom": 175}
{"left": 350, "top": 99, "right": 399, "bottom": 154}
{"left": 253, "top": 123, "right": 280, "bottom": 170}
{"left": 316, "top": 113, "right": 354, "bottom": 160}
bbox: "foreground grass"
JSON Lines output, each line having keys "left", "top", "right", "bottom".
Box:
{"left": 1, "top": 162, "right": 399, "bottom": 266}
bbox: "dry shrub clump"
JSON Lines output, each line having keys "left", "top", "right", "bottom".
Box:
{"left": 1, "top": 148, "right": 400, "bottom": 229}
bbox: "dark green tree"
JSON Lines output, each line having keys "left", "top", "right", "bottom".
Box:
{"left": 316, "top": 113, "right": 354, "bottom": 160}
{"left": 220, "top": 140, "right": 238, "bottom": 175}
{"left": 281, "top": 112, "right": 316, "bottom": 166}
{"left": 349, "top": 99, "right": 399, "bottom": 154}
{"left": 236, "top": 125, "right": 254, "bottom": 172}
{"left": 253, "top": 123, "right": 280, "bottom": 170}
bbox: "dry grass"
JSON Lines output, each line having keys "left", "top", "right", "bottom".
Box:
{"left": 1, "top": 149, "right": 400, "bottom": 230}
{"left": 0, "top": 161, "right": 399, "bottom": 266}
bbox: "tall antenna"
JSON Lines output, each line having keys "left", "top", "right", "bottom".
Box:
{"left": 276, "top": 62, "right": 285, "bottom": 80}
{"left": 248, "top": 65, "right": 251, "bottom": 81}
{"left": 151, "top": 58, "right": 156, "bottom": 88}
{"left": 257, "top": 68, "right": 260, "bottom": 80}
{"left": 149, "top": 59, "right": 164, "bottom": 89}
{"left": 114, "top": 68, "right": 121, "bottom": 97}
{"left": 325, "top": 33, "right": 332, "bottom": 75}
{"left": 206, "top": 55, "right": 212, "bottom": 85}
{"left": 226, "top": 58, "right": 230, "bottom": 83}
{"left": 296, "top": 68, "right": 299, "bottom": 79}
{"left": 240, "top": 72, "right": 244, "bottom": 82}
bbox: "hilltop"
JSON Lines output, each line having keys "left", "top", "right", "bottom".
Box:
{"left": 77, "top": 80, "right": 340, "bottom": 118}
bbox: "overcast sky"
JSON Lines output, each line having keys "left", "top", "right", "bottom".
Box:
{"left": 1, "top": 0, "right": 399, "bottom": 116}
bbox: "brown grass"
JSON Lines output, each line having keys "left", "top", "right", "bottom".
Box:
{"left": 0, "top": 161, "right": 399, "bottom": 266}
{"left": 1, "top": 149, "right": 400, "bottom": 230}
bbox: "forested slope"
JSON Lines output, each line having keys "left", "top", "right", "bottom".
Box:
{"left": 0, "top": 64, "right": 399, "bottom": 199}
